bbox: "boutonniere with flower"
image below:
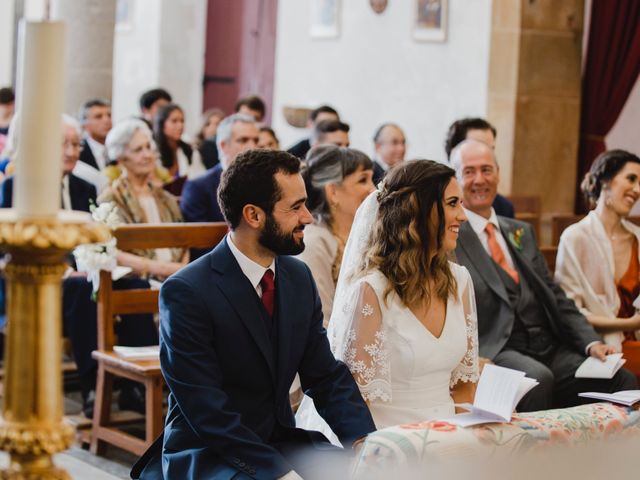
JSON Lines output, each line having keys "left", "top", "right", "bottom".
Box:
{"left": 73, "top": 202, "right": 121, "bottom": 293}
{"left": 508, "top": 227, "right": 525, "bottom": 251}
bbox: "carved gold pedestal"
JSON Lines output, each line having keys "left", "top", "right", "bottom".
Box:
{"left": 0, "top": 210, "right": 109, "bottom": 479}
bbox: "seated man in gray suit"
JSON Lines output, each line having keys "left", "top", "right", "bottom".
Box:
{"left": 452, "top": 139, "right": 637, "bottom": 411}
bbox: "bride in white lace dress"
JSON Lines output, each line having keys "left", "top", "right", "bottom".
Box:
{"left": 297, "top": 160, "right": 479, "bottom": 434}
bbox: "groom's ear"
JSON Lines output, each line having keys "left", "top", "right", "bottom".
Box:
{"left": 242, "top": 204, "right": 265, "bottom": 230}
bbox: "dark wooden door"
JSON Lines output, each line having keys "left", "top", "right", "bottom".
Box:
{"left": 203, "top": 0, "right": 278, "bottom": 123}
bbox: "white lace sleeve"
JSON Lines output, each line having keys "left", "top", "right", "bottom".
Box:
{"left": 450, "top": 268, "right": 480, "bottom": 388}
{"left": 342, "top": 281, "right": 391, "bottom": 403}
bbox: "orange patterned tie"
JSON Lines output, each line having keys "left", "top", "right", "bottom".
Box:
{"left": 485, "top": 223, "right": 520, "bottom": 284}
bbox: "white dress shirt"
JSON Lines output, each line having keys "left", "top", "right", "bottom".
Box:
{"left": 463, "top": 207, "right": 516, "bottom": 270}
{"left": 227, "top": 235, "right": 276, "bottom": 297}
{"left": 85, "top": 134, "right": 108, "bottom": 171}
{"left": 61, "top": 175, "right": 72, "bottom": 211}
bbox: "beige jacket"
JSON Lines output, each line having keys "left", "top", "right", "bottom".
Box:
{"left": 297, "top": 222, "right": 339, "bottom": 327}
{"left": 555, "top": 210, "right": 640, "bottom": 347}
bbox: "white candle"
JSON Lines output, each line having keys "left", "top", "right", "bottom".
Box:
{"left": 14, "top": 20, "right": 66, "bottom": 218}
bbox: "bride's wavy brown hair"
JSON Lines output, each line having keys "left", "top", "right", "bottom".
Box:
{"left": 360, "top": 159, "right": 457, "bottom": 307}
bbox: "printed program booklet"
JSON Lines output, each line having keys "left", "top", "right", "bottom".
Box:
{"left": 578, "top": 390, "right": 640, "bottom": 406}
{"left": 113, "top": 345, "right": 160, "bottom": 360}
{"left": 441, "top": 364, "right": 539, "bottom": 427}
{"left": 574, "top": 353, "right": 626, "bottom": 379}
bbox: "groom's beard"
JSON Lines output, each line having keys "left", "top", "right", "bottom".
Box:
{"left": 259, "top": 213, "right": 306, "bottom": 256}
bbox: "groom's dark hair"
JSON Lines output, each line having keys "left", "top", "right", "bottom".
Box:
{"left": 218, "top": 149, "right": 302, "bottom": 229}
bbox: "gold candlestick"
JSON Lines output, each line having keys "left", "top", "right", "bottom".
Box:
{"left": 0, "top": 210, "right": 109, "bottom": 478}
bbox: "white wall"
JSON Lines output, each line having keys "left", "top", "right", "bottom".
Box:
{"left": 272, "top": 0, "right": 493, "bottom": 161}
{"left": 112, "top": 0, "right": 206, "bottom": 134}
{"left": 0, "top": 0, "right": 16, "bottom": 87}
{"left": 607, "top": 77, "right": 640, "bottom": 154}
{"left": 112, "top": 0, "right": 162, "bottom": 122}
{"left": 158, "top": 0, "right": 207, "bottom": 134}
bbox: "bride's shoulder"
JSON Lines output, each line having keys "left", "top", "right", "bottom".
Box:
{"left": 448, "top": 261, "right": 471, "bottom": 284}
{"left": 357, "top": 269, "right": 388, "bottom": 289}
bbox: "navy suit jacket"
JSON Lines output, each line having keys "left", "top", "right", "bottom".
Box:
{"left": 1, "top": 174, "right": 96, "bottom": 211}
{"left": 132, "top": 238, "right": 375, "bottom": 479}
{"left": 181, "top": 163, "right": 225, "bottom": 223}
{"left": 287, "top": 138, "right": 311, "bottom": 160}
{"left": 372, "top": 160, "right": 386, "bottom": 186}
{"left": 492, "top": 194, "right": 514, "bottom": 218}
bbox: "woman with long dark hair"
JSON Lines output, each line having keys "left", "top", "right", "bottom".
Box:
{"left": 154, "top": 103, "right": 206, "bottom": 180}
{"left": 298, "top": 160, "right": 479, "bottom": 433}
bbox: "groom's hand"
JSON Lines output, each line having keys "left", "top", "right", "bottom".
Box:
{"left": 589, "top": 343, "right": 617, "bottom": 361}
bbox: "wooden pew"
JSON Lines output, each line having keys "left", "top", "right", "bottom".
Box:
{"left": 551, "top": 214, "right": 640, "bottom": 246}
{"left": 90, "top": 222, "right": 227, "bottom": 456}
{"left": 507, "top": 195, "right": 542, "bottom": 239}
{"left": 540, "top": 246, "right": 558, "bottom": 275}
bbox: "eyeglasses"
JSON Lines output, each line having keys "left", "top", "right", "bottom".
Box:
{"left": 63, "top": 140, "right": 82, "bottom": 151}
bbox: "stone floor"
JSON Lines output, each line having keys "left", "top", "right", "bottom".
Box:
{"left": 62, "top": 390, "right": 140, "bottom": 479}
{"left": 0, "top": 387, "right": 140, "bottom": 479}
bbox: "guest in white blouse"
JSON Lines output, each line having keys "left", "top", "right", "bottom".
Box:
{"left": 100, "top": 118, "right": 188, "bottom": 280}
{"left": 298, "top": 145, "right": 375, "bottom": 325}
{"left": 556, "top": 149, "right": 640, "bottom": 373}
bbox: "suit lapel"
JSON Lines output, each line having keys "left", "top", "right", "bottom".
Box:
{"left": 459, "top": 222, "right": 510, "bottom": 304}
{"left": 210, "top": 240, "right": 277, "bottom": 382}
{"left": 499, "top": 218, "right": 556, "bottom": 310}
{"left": 68, "top": 175, "right": 83, "bottom": 212}
{"left": 274, "top": 258, "right": 293, "bottom": 395}
{"left": 81, "top": 139, "right": 99, "bottom": 170}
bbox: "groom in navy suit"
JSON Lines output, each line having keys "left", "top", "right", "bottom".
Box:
{"left": 132, "top": 149, "right": 376, "bottom": 479}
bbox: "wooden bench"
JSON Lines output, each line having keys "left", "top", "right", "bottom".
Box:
{"left": 551, "top": 214, "right": 640, "bottom": 246}
{"left": 90, "top": 222, "right": 227, "bottom": 456}
{"left": 540, "top": 245, "right": 558, "bottom": 275}
{"left": 507, "top": 195, "right": 541, "bottom": 239}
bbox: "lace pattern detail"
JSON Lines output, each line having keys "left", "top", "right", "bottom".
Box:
{"left": 345, "top": 328, "right": 391, "bottom": 402}
{"left": 449, "top": 269, "right": 480, "bottom": 388}
{"left": 339, "top": 283, "right": 393, "bottom": 403}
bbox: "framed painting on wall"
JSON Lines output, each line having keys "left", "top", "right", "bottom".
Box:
{"left": 309, "top": 0, "right": 340, "bottom": 39}
{"left": 413, "top": 0, "right": 448, "bottom": 42}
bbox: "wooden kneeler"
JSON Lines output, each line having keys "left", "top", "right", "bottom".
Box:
{"left": 90, "top": 222, "right": 227, "bottom": 456}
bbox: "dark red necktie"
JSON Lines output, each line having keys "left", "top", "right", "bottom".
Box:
{"left": 260, "top": 269, "right": 275, "bottom": 318}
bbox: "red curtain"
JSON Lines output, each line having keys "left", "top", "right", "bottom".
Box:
{"left": 575, "top": 0, "right": 640, "bottom": 213}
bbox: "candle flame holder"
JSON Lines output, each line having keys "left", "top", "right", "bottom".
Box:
{"left": 0, "top": 210, "right": 109, "bottom": 478}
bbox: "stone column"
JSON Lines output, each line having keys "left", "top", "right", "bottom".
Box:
{"left": 51, "top": 0, "right": 117, "bottom": 115}
{"left": 487, "top": 0, "right": 584, "bottom": 215}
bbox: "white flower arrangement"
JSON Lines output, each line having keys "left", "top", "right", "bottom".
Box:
{"left": 73, "top": 202, "right": 121, "bottom": 292}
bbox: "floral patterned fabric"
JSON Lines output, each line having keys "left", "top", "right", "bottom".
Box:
{"left": 352, "top": 403, "right": 640, "bottom": 478}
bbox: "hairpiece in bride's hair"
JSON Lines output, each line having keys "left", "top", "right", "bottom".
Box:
{"left": 377, "top": 185, "right": 415, "bottom": 206}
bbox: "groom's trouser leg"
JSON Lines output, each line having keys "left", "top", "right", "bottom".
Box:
{"left": 493, "top": 349, "right": 554, "bottom": 412}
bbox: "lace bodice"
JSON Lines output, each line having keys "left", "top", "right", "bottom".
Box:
{"left": 335, "top": 264, "right": 479, "bottom": 408}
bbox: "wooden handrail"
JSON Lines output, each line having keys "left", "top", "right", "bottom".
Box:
{"left": 113, "top": 222, "right": 228, "bottom": 250}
